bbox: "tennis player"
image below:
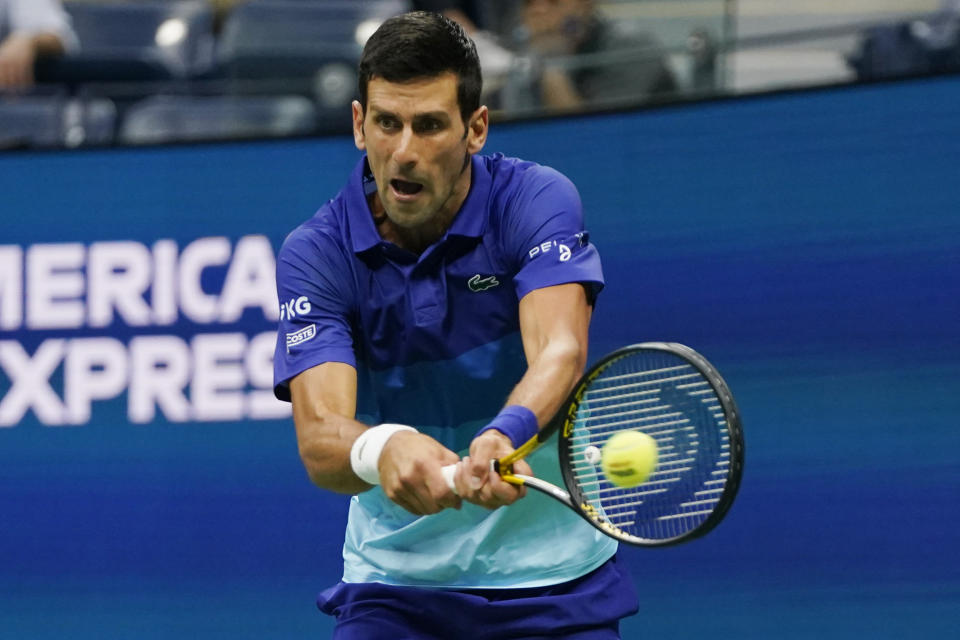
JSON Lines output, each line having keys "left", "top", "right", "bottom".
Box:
{"left": 273, "top": 11, "right": 638, "bottom": 639}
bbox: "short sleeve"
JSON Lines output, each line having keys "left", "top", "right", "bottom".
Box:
{"left": 503, "top": 166, "right": 604, "bottom": 301}
{"left": 272, "top": 226, "right": 357, "bottom": 401}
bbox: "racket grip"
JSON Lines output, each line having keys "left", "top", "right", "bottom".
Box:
{"left": 441, "top": 463, "right": 458, "bottom": 495}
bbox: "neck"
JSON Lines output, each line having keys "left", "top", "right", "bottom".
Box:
{"left": 369, "top": 194, "right": 461, "bottom": 255}
{"left": 370, "top": 156, "right": 473, "bottom": 255}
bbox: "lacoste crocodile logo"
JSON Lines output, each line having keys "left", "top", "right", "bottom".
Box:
{"left": 468, "top": 274, "right": 500, "bottom": 292}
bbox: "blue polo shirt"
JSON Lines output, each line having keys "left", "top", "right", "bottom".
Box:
{"left": 273, "top": 153, "right": 617, "bottom": 588}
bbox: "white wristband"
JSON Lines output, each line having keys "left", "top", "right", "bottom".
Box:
{"left": 350, "top": 423, "right": 417, "bottom": 485}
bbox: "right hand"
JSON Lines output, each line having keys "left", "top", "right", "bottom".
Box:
{"left": 378, "top": 431, "right": 462, "bottom": 515}
{"left": 452, "top": 429, "right": 531, "bottom": 510}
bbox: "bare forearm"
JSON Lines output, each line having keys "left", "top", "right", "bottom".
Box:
{"left": 294, "top": 410, "right": 370, "bottom": 494}
{"left": 291, "top": 373, "right": 461, "bottom": 513}
{"left": 506, "top": 335, "right": 585, "bottom": 427}
{"left": 508, "top": 284, "right": 592, "bottom": 428}
{"left": 289, "top": 364, "right": 369, "bottom": 494}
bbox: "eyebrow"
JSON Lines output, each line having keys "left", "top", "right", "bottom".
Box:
{"left": 368, "top": 105, "right": 451, "bottom": 121}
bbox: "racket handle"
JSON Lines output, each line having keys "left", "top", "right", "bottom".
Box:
{"left": 441, "top": 463, "right": 458, "bottom": 495}
{"left": 441, "top": 459, "right": 506, "bottom": 495}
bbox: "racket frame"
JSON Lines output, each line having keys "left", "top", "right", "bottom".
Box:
{"left": 498, "top": 342, "right": 744, "bottom": 547}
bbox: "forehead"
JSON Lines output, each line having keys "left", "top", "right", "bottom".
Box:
{"left": 365, "top": 72, "right": 460, "bottom": 116}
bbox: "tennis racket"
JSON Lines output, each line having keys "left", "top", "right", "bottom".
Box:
{"left": 442, "top": 342, "right": 744, "bottom": 547}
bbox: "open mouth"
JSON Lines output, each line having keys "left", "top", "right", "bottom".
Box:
{"left": 390, "top": 179, "right": 424, "bottom": 197}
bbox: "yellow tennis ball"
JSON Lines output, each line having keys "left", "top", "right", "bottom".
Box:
{"left": 601, "top": 430, "right": 658, "bottom": 488}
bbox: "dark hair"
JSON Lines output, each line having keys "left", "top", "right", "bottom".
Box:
{"left": 358, "top": 11, "right": 482, "bottom": 124}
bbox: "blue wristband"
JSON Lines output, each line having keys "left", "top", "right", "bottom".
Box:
{"left": 474, "top": 405, "right": 539, "bottom": 449}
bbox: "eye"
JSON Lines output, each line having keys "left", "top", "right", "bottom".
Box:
{"left": 414, "top": 117, "right": 444, "bottom": 133}
{"left": 376, "top": 115, "right": 401, "bottom": 131}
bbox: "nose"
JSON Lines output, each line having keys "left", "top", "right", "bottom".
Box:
{"left": 393, "top": 125, "right": 419, "bottom": 168}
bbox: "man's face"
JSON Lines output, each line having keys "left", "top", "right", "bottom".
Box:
{"left": 353, "top": 72, "right": 487, "bottom": 232}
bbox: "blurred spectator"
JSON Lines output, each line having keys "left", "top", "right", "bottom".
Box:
{"left": 207, "top": 0, "right": 248, "bottom": 34}
{"left": 0, "top": 0, "right": 78, "bottom": 90}
{"left": 412, "top": 1, "right": 485, "bottom": 33}
{"left": 411, "top": 1, "right": 516, "bottom": 96}
{"left": 505, "top": 0, "right": 677, "bottom": 112}
{"left": 848, "top": 0, "right": 960, "bottom": 81}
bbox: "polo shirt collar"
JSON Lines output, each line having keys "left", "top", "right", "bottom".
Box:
{"left": 345, "top": 157, "right": 383, "bottom": 255}
{"left": 346, "top": 154, "right": 491, "bottom": 255}
{"left": 446, "top": 154, "right": 490, "bottom": 240}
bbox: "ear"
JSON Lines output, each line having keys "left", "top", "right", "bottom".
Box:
{"left": 466, "top": 105, "right": 489, "bottom": 155}
{"left": 352, "top": 100, "right": 366, "bottom": 151}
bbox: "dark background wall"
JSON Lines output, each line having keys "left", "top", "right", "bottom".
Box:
{"left": 1, "top": 75, "right": 958, "bottom": 639}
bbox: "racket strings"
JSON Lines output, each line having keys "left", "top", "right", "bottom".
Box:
{"left": 564, "top": 352, "right": 733, "bottom": 544}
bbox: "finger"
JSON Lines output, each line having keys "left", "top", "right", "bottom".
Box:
{"left": 454, "top": 456, "right": 497, "bottom": 507}
{"left": 390, "top": 493, "right": 428, "bottom": 516}
{"left": 437, "top": 493, "right": 462, "bottom": 511}
{"left": 485, "top": 460, "right": 531, "bottom": 504}
{"left": 513, "top": 459, "right": 534, "bottom": 478}
{"left": 455, "top": 456, "right": 486, "bottom": 499}
{"left": 382, "top": 482, "right": 425, "bottom": 516}
{"left": 466, "top": 465, "right": 507, "bottom": 506}
{"left": 394, "top": 463, "right": 463, "bottom": 514}
{"left": 398, "top": 488, "right": 442, "bottom": 515}
{"left": 483, "top": 468, "right": 525, "bottom": 504}
{"left": 509, "top": 460, "right": 531, "bottom": 500}
{"left": 429, "top": 466, "right": 462, "bottom": 510}
{"left": 467, "top": 435, "right": 512, "bottom": 487}
{"left": 382, "top": 470, "right": 438, "bottom": 516}
{"left": 463, "top": 454, "right": 491, "bottom": 492}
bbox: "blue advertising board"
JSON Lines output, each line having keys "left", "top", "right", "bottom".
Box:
{"left": 2, "top": 75, "right": 959, "bottom": 638}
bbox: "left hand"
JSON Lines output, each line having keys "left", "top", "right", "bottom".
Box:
{"left": 379, "top": 430, "right": 462, "bottom": 516}
{"left": 453, "top": 430, "right": 531, "bottom": 509}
